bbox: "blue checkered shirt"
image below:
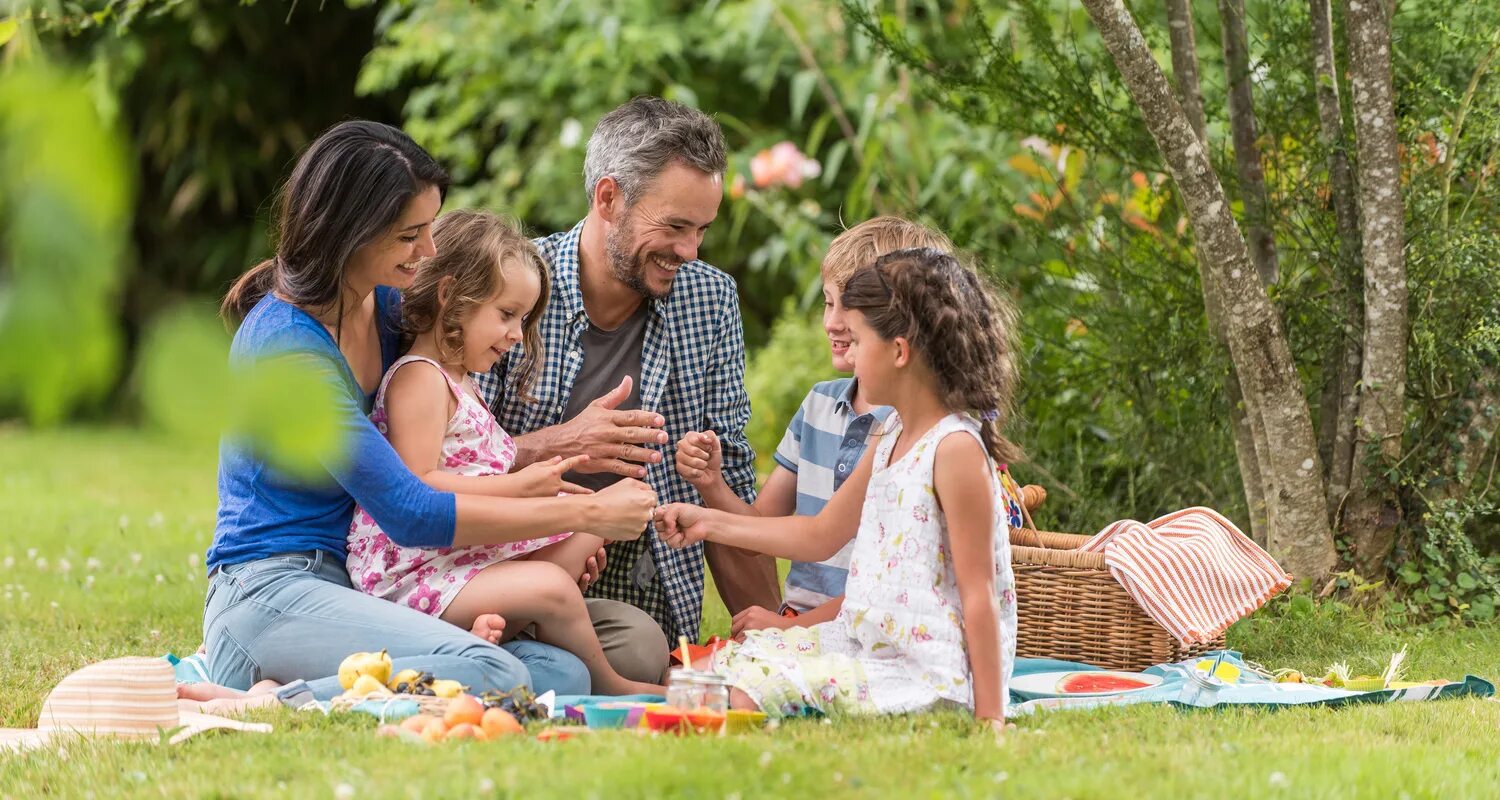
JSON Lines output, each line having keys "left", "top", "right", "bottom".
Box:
{"left": 473, "top": 221, "right": 757, "bottom": 641}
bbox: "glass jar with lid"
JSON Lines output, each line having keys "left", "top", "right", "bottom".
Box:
{"left": 666, "top": 668, "right": 729, "bottom": 713}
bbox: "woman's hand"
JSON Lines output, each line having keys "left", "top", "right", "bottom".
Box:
{"left": 511, "top": 454, "right": 593, "bottom": 497}
{"left": 586, "top": 479, "right": 658, "bottom": 541}
{"left": 674, "top": 430, "right": 723, "bottom": 489}
{"left": 653, "top": 503, "right": 715, "bottom": 548}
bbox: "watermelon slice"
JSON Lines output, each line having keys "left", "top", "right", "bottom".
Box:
{"left": 1055, "top": 672, "right": 1156, "bottom": 694}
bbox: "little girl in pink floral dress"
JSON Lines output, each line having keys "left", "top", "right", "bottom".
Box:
{"left": 346, "top": 211, "right": 665, "bottom": 696}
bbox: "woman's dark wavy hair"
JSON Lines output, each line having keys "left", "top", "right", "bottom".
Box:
{"left": 840, "top": 247, "right": 1023, "bottom": 466}
{"left": 221, "top": 120, "right": 450, "bottom": 333}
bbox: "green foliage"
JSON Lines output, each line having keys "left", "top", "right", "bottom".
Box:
{"left": 0, "top": 64, "right": 130, "bottom": 423}
{"left": 744, "top": 301, "right": 839, "bottom": 473}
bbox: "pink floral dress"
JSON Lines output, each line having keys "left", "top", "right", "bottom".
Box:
{"left": 346, "top": 355, "right": 570, "bottom": 616}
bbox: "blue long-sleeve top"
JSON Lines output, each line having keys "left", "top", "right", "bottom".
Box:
{"left": 207, "top": 287, "right": 457, "bottom": 570}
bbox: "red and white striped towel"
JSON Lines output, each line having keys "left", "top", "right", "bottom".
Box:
{"left": 1078, "top": 507, "right": 1292, "bottom": 645}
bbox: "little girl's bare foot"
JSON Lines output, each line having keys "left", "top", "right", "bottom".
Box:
{"left": 470, "top": 613, "right": 506, "bottom": 644}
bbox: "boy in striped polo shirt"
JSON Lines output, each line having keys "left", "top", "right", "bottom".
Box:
{"left": 674, "top": 217, "right": 955, "bottom": 635}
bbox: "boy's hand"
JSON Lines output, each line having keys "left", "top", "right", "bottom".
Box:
{"left": 513, "top": 454, "right": 593, "bottom": 497}
{"left": 731, "top": 605, "right": 794, "bottom": 638}
{"left": 653, "top": 503, "right": 713, "bottom": 548}
{"left": 674, "top": 430, "right": 723, "bottom": 489}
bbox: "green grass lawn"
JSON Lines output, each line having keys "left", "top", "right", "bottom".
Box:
{"left": 2, "top": 425, "right": 1498, "bottom": 798}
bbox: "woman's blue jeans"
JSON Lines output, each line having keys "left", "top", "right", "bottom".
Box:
{"left": 203, "top": 550, "right": 591, "bottom": 700}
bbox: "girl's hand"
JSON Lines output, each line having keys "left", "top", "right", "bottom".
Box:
{"left": 730, "top": 605, "right": 794, "bottom": 638}
{"left": 512, "top": 454, "right": 593, "bottom": 497}
{"left": 577, "top": 545, "right": 606, "bottom": 591}
{"left": 653, "top": 503, "right": 714, "bottom": 548}
{"left": 674, "top": 430, "right": 723, "bottom": 489}
{"left": 587, "top": 479, "right": 657, "bottom": 541}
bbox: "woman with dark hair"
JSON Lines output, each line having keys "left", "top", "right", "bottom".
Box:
{"left": 190, "top": 121, "right": 658, "bottom": 707}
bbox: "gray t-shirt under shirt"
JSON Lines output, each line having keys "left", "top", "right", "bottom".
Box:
{"left": 559, "top": 302, "right": 650, "bottom": 492}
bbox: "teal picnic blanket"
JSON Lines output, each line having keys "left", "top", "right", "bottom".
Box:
{"left": 1008, "top": 651, "right": 1493, "bottom": 716}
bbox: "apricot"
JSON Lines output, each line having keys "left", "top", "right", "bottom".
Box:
{"left": 445, "top": 694, "right": 486, "bottom": 728}
{"left": 400, "top": 714, "right": 437, "bottom": 735}
{"left": 420, "top": 717, "right": 449, "bottom": 743}
{"left": 481, "top": 707, "right": 524, "bottom": 738}
{"left": 446, "top": 722, "right": 480, "bottom": 741}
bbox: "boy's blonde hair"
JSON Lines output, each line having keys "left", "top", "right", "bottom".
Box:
{"left": 400, "top": 210, "right": 550, "bottom": 401}
{"left": 822, "top": 216, "right": 956, "bottom": 290}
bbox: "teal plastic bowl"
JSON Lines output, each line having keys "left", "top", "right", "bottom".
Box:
{"left": 582, "top": 702, "right": 636, "bottom": 729}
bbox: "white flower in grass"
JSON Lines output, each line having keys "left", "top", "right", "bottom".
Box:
{"left": 86, "top": 557, "right": 101, "bottom": 571}
{"left": 3, "top": 593, "right": 11, "bottom": 601}
{"left": 26, "top": 548, "right": 36, "bottom": 559}
{"left": 3, "top": 555, "right": 13, "bottom": 568}
{"left": 19, "top": 592, "right": 28, "bottom": 602}
{"left": 150, "top": 630, "right": 160, "bottom": 639}
{"left": 34, "top": 557, "right": 47, "bottom": 571}
{"left": 148, "top": 512, "right": 164, "bottom": 528}
{"left": 759, "top": 751, "right": 773, "bottom": 768}
{"left": 477, "top": 778, "right": 496, "bottom": 795}
{"left": 993, "top": 771, "right": 1009, "bottom": 783}
{"left": 131, "top": 553, "right": 142, "bottom": 566}
{"left": 187, "top": 553, "right": 200, "bottom": 568}
{"left": 58, "top": 559, "right": 71, "bottom": 574}
{"left": 780, "top": 773, "right": 791, "bottom": 785}
{"left": 118, "top": 516, "right": 130, "bottom": 530}
{"left": 155, "top": 574, "right": 165, "bottom": 584}
{"left": 832, "top": 772, "right": 844, "bottom": 783}
{"left": 334, "top": 784, "right": 355, "bottom": 800}
{"left": 50, "top": 601, "right": 58, "bottom": 609}
{"left": 1269, "top": 772, "right": 1290, "bottom": 788}
{"left": 84, "top": 576, "right": 95, "bottom": 589}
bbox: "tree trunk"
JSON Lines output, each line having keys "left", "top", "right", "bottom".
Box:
{"left": 1079, "top": 0, "right": 1336, "bottom": 581}
{"left": 1342, "top": 0, "right": 1408, "bottom": 578}
{"left": 1166, "top": 0, "right": 1209, "bottom": 142}
{"left": 1445, "top": 366, "right": 1500, "bottom": 501}
{"left": 1309, "top": 0, "right": 1365, "bottom": 525}
{"left": 1218, "top": 0, "right": 1280, "bottom": 286}
{"left": 1165, "top": 0, "right": 1269, "bottom": 545}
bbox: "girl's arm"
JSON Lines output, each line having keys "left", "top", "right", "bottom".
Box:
{"left": 656, "top": 445, "right": 874, "bottom": 562}
{"left": 304, "top": 356, "right": 653, "bottom": 548}
{"left": 384, "top": 362, "right": 587, "bottom": 498}
{"left": 934, "top": 433, "right": 1005, "bottom": 723}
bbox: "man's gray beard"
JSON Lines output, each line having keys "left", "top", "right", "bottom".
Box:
{"left": 605, "top": 215, "right": 670, "bottom": 301}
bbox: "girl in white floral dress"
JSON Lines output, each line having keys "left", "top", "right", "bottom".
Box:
{"left": 657, "top": 248, "right": 1020, "bottom": 731}
{"left": 347, "top": 211, "right": 664, "bottom": 696}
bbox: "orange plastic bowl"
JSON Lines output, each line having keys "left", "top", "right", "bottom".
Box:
{"left": 642, "top": 707, "right": 689, "bottom": 734}
{"left": 685, "top": 707, "right": 726, "bottom": 733}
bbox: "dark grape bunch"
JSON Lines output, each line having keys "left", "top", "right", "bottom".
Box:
{"left": 392, "top": 671, "right": 438, "bottom": 696}
{"left": 479, "top": 685, "right": 549, "bottom": 721}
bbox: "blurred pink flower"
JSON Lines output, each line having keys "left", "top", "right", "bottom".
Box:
{"left": 749, "top": 141, "right": 820, "bottom": 191}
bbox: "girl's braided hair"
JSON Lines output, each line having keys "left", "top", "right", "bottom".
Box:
{"left": 840, "top": 247, "right": 1022, "bottom": 465}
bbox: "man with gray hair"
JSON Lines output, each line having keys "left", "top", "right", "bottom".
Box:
{"left": 475, "top": 96, "right": 780, "bottom": 681}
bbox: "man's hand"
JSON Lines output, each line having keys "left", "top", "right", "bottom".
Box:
{"left": 730, "top": 605, "right": 794, "bottom": 638}
{"left": 674, "top": 430, "right": 723, "bottom": 489}
{"left": 587, "top": 479, "right": 658, "bottom": 541}
{"left": 577, "top": 545, "right": 607, "bottom": 591}
{"left": 554, "top": 376, "right": 668, "bottom": 478}
{"left": 511, "top": 455, "right": 593, "bottom": 497}
{"left": 653, "top": 503, "right": 714, "bottom": 548}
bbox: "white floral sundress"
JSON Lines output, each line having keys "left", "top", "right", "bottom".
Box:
{"left": 346, "top": 355, "right": 571, "bottom": 616}
{"left": 712, "top": 413, "right": 1018, "bottom": 718}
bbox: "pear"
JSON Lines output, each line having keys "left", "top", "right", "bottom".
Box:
{"left": 430, "top": 679, "right": 466, "bottom": 699}
{"left": 351, "top": 673, "right": 393, "bottom": 697}
{"left": 338, "top": 650, "right": 393, "bottom": 689}
{"left": 388, "top": 668, "right": 423, "bottom": 692}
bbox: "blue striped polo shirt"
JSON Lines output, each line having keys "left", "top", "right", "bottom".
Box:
{"left": 772, "top": 378, "right": 893, "bottom": 612}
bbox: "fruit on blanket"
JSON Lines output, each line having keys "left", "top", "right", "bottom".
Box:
{"left": 445, "top": 694, "right": 485, "bottom": 727}
{"left": 481, "top": 707, "right": 524, "bottom": 738}
{"left": 1272, "top": 669, "right": 1304, "bottom": 683}
{"left": 350, "top": 674, "right": 393, "bottom": 697}
{"left": 431, "top": 679, "right": 465, "bottom": 699}
{"left": 388, "top": 668, "right": 423, "bottom": 692}
{"left": 401, "top": 715, "right": 438, "bottom": 736}
{"left": 1055, "top": 672, "right": 1155, "bottom": 694}
{"left": 446, "top": 723, "right": 480, "bottom": 741}
{"left": 338, "top": 650, "right": 393, "bottom": 690}
{"left": 420, "top": 717, "right": 449, "bottom": 743}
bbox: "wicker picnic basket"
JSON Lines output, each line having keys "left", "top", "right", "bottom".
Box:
{"left": 1007, "top": 480, "right": 1225, "bottom": 672}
